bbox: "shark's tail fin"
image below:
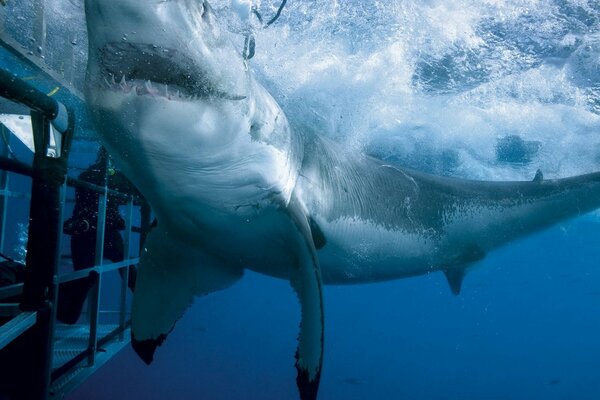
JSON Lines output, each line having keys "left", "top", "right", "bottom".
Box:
{"left": 131, "top": 225, "right": 243, "bottom": 363}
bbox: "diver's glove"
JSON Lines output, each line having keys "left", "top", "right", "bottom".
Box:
{"left": 63, "top": 218, "right": 90, "bottom": 235}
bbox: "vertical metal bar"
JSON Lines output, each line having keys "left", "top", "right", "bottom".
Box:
{"left": 119, "top": 198, "right": 134, "bottom": 339}
{"left": 0, "top": 125, "right": 10, "bottom": 253}
{"left": 139, "top": 200, "right": 151, "bottom": 252}
{"left": 46, "top": 180, "right": 67, "bottom": 395}
{"left": 33, "top": 0, "right": 47, "bottom": 59}
{"left": 94, "top": 190, "right": 107, "bottom": 265}
{"left": 20, "top": 110, "right": 68, "bottom": 400}
{"left": 87, "top": 186, "right": 107, "bottom": 366}
{"left": 64, "top": 33, "right": 75, "bottom": 85}
{"left": 0, "top": 1, "right": 5, "bottom": 33}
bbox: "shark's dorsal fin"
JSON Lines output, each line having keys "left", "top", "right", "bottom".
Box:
{"left": 443, "top": 268, "right": 466, "bottom": 296}
{"left": 533, "top": 169, "right": 543, "bottom": 183}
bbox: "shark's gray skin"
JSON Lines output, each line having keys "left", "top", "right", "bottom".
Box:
{"left": 83, "top": 1, "right": 600, "bottom": 398}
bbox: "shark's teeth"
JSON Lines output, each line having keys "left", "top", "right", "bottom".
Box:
{"left": 103, "top": 77, "right": 200, "bottom": 101}
{"left": 119, "top": 76, "right": 132, "bottom": 93}
{"left": 145, "top": 80, "right": 161, "bottom": 96}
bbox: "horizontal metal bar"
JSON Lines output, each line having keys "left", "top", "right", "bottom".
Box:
{"left": 0, "top": 303, "right": 20, "bottom": 317}
{"left": 0, "top": 156, "right": 143, "bottom": 203}
{"left": 66, "top": 176, "right": 141, "bottom": 203}
{"left": 0, "top": 283, "right": 23, "bottom": 300}
{"left": 98, "top": 310, "right": 132, "bottom": 316}
{"left": 0, "top": 68, "right": 59, "bottom": 120}
{"left": 0, "top": 311, "right": 37, "bottom": 351}
{"left": 0, "top": 32, "right": 84, "bottom": 101}
{"left": 0, "top": 188, "right": 31, "bottom": 200}
{"left": 0, "top": 156, "right": 33, "bottom": 178}
{"left": 56, "top": 258, "right": 140, "bottom": 284}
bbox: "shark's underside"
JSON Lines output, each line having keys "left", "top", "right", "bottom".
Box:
{"left": 83, "top": 1, "right": 600, "bottom": 399}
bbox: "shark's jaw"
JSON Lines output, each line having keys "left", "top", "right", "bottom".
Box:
{"left": 85, "top": 0, "right": 249, "bottom": 103}
{"left": 95, "top": 41, "right": 247, "bottom": 102}
{"left": 83, "top": 0, "right": 298, "bottom": 230}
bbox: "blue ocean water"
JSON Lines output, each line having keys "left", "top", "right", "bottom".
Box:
{"left": 2, "top": 0, "right": 599, "bottom": 398}
{"left": 66, "top": 217, "right": 600, "bottom": 399}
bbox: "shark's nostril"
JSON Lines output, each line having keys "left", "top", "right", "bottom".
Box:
{"left": 199, "top": 1, "right": 207, "bottom": 19}
{"left": 201, "top": 0, "right": 212, "bottom": 21}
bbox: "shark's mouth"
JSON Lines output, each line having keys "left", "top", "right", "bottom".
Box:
{"left": 98, "top": 42, "right": 246, "bottom": 101}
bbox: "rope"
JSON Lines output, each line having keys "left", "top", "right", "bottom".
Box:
{"left": 264, "top": 0, "right": 288, "bottom": 28}
{"left": 243, "top": 0, "right": 288, "bottom": 60}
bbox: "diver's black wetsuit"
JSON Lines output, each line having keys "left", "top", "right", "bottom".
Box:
{"left": 57, "top": 152, "right": 138, "bottom": 324}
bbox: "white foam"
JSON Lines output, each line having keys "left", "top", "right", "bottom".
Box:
{"left": 34, "top": 0, "right": 600, "bottom": 180}
{"left": 230, "top": 0, "right": 254, "bottom": 21}
{"left": 208, "top": 0, "right": 600, "bottom": 182}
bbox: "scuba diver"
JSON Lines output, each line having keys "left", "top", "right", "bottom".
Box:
{"left": 57, "top": 147, "right": 139, "bottom": 324}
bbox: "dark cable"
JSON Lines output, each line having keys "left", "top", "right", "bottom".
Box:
{"left": 264, "top": 0, "right": 288, "bottom": 27}
{"left": 0, "top": 251, "right": 17, "bottom": 264}
{"left": 244, "top": 0, "right": 288, "bottom": 60}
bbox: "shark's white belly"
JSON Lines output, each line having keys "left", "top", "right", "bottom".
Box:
{"left": 88, "top": 90, "right": 299, "bottom": 273}
{"left": 315, "top": 216, "right": 438, "bottom": 284}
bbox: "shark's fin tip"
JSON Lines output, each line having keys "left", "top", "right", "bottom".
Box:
{"left": 443, "top": 268, "right": 466, "bottom": 296}
{"left": 131, "top": 332, "right": 167, "bottom": 365}
{"left": 295, "top": 356, "right": 321, "bottom": 400}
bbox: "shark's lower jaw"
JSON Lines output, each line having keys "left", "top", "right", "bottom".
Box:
{"left": 97, "top": 41, "right": 246, "bottom": 101}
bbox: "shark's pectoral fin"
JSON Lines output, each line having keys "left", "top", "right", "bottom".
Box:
{"left": 131, "top": 225, "right": 243, "bottom": 364}
{"left": 288, "top": 200, "right": 324, "bottom": 400}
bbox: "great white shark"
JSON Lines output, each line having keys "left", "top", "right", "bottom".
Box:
{"left": 83, "top": 1, "right": 600, "bottom": 398}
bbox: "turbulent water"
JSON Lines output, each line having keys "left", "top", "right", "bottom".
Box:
{"left": 221, "top": 0, "right": 600, "bottom": 182}
{"left": 4, "top": 0, "right": 600, "bottom": 399}
{"left": 5, "top": 0, "right": 600, "bottom": 180}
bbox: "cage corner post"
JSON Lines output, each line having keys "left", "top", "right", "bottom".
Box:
{"left": 19, "top": 105, "right": 74, "bottom": 399}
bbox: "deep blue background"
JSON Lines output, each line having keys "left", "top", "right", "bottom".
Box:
{"left": 67, "top": 215, "right": 600, "bottom": 400}
{"left": 4, "top": 131, "right": 595, "bottom": 399}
